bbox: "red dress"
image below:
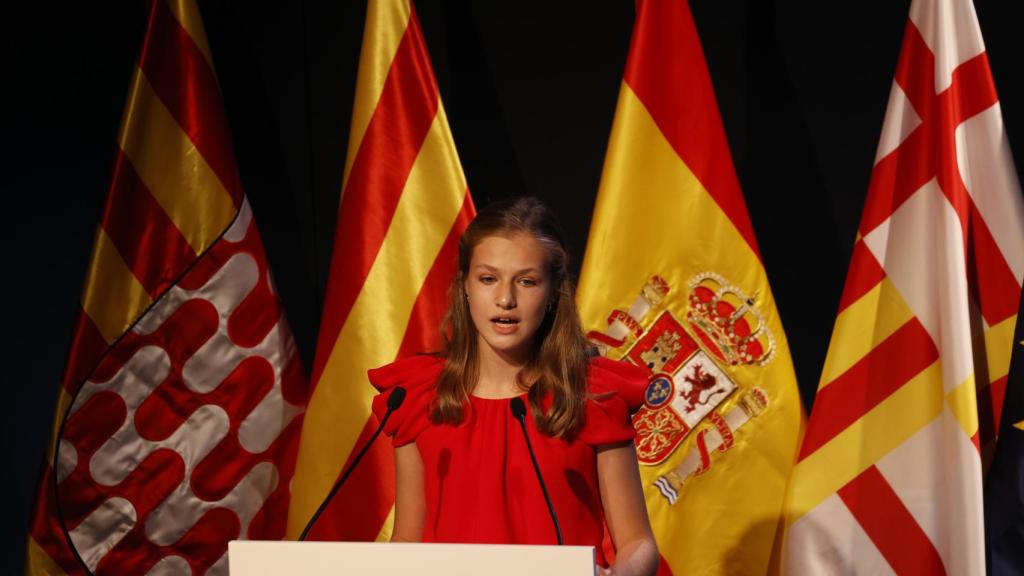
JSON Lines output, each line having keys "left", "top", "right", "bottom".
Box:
{"left": 369, "top": 355, "right": 647, "bottom": 567}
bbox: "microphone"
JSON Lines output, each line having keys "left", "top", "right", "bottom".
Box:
{"left": 509, "top": 397, "right": 563, "bottom": 545}
{"left": 298, "top": 385, "right": 407, "bottom": 541}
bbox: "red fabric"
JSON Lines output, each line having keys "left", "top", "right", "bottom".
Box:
{"left": 369, "top": 355, "right": 646, "bottom": 567}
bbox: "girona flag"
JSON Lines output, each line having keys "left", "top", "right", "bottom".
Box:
{"left": 25, "top": 0, "right": 308, "bottom": 574}
{"left": 285, "top": 0, "right": 474, "bottom": 540}
{"left": 576, "top": 0, "right": 804, "bottom": 573}
{"left": 783, "top": 0, "right": 1024, "bottom": 573}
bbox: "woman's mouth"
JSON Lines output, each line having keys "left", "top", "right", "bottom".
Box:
{"left": 491, "top": 316, "right": 520, "bottom": 334}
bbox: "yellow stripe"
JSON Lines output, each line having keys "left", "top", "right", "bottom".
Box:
{"left": 375, "top": 505, "right": 395, "bottom": 542}
{"left": 165, "top": 0, "right": 215, "bottom": 71}
{"left": 946, "top": 373, "right": 979, "bottom": 438}
{"left": 341, "top": 0, "right": 413, "bottom": 192}
{"left": 287, "top": 107, "right": 467, "bottom": 537}
{"left": 81, "top": 227, "right": 153, "bottom": 344}
{"left": 118, "top": 68, "right": 235, "bottom": 255}
{"left": 25, "top": 536, "right": 67, "bottom": 576}
{"left": 787, "top": 360, "right": 944, "bottom": 520}
{"left": 984, "top": 314, "right": 1017, "bottom": 383}
{"left": 818, "top": 278, "right": 913, "bottom": 388}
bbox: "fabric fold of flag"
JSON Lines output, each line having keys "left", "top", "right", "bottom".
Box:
{"left": 783, "top": 0, "right": 1024, "bottom": 574}
{"left": 285, "top": 0, "right": 474, "bottom": 542}
{"left": 575, "top": 1, "right": 805, "bottom": 574}
{"left": 25, "top": 0, "right": 309, "bottom": 574}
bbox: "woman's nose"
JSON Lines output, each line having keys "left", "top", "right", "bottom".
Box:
{"left": 497, "top": 284, "right": 516, "bottom": 308}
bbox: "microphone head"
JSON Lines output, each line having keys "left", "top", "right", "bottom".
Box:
{"left": 509, "top": 397, "right": 527, "bottom": 420}
{"left": 387, "top": 386, "right": 407, "bottom": 410}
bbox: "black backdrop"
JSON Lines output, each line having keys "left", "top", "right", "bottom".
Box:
{"left": 5, "top": 1, "right": 1022, "bottom": 571}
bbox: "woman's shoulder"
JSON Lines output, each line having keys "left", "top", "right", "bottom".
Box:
{"left": 368, "top": 354, "right": 445, "bottom": 393}
{"left": 369, "top": 354, "right": 445, "bottom": 446}
{"left": 578, "top": 357, "right": 650, "bottom": 446}
{"left": 587, "top": 357, "right": 648, "bottom": 404}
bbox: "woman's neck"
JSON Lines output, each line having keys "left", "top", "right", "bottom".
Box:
{"left": 474, "top": 346, "right": 529, "bottom": 399}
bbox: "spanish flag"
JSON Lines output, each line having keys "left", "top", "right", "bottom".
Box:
{"left": 783, "top": 0, "right": 1023, "bottom": 573}
{"left": 26, "top": 0, "right": 308, "bottom": 573}
{"left": 286, "top": 0, "right": 474, "bottom": 541}
{"left": 576, "top": 1, "right": 804, "bottom": 574}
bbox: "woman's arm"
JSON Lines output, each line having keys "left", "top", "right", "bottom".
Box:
{"left": 391, "top": 442, "right": 426, "bottom": 542}
{"left": 597, "top": 442, "right": 659, "bottom": 576}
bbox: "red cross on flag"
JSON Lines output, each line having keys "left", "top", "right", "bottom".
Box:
{"left": 783, "top": 0, "right": 1024, "bottom": 574}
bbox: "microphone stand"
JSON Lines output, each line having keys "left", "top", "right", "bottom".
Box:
{"left": 298, "top": 386, "right": 407, "bottom": 541}
{"left": 510, "top": 397, "right": 563, "bottom": 545}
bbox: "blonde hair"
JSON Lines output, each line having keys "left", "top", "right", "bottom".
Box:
{"left": 431, "top": 197, "right": 591, "bottom": 438}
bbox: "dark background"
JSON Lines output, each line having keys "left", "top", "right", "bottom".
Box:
{"left": 5, "top": 1, "right": 1022, "bottom": 571}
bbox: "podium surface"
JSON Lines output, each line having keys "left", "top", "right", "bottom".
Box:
{"left": 229, "top": 540, "right": 596, "bottom": 575}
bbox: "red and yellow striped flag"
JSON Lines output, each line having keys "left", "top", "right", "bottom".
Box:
{"left": 26, "top": 0, "right": 308, "bottom": 573}
{"left": 783, "top": 0, "right": 1023, "bottom": 573}
{"left": 285, "top": 0, "right": 474, "bottom": 541}
{"left": 576, "top": 1, "right": 804, "bottom": 574}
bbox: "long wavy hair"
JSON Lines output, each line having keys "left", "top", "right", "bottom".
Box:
{"left": 430, "top": 197, "right": 592, "bottom": 438}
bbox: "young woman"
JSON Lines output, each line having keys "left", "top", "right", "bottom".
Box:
{"left": 370, "top": 197, "right": 658, "bottom": 576}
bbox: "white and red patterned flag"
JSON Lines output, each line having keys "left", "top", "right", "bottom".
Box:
{"left": 26, "top": 0, "right": 307, "bottom": 574}
{"left": 783, "top": 0, "right": 1024, "bottom": 574}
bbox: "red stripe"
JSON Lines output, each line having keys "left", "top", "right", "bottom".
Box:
{"left": 836, "top": 238, "right": 887, "bottom": 314}
{"left": 968, "top": 209, "right": 1021, "bottom": 325}
{"left": 978, "top": 374, "right": 1009, "bottom": 446}
{"left": 860, "top": 124, "right": 936, "bottom": 236}
{"left": 397, "top": 191, "right": 475, "bottom": 358}
{"left": 838, "top": 466, "right": 947, "bottom": 575}
{"left": 61, "top": 310, "right": 112, "bottom": 394}
{"left": 101, "top": 151, "right": 198, "bottom": 297}
{"left": 945, "top": 52, "right": 999, "bottom": 134}
{"left": 303, "top": 417, "right": 395, "bottom": 541}
{"left": 931, "top": 53, "right": 998, "bottom": 243}
{"left": 137, "top": 0, "right": 243, "bottom": 205}
{"left": 799, "top": 318, "right": 938, "bottom": 461}
{"left": 311, "top": 6, "right": 440, "bottom": 384}
{"left": 858, "top": 21, "right": 936, "bottom": 237}
{"left": 622, "top": 0, "right": 760, "bottom": 260}
{"left": 893, "top": 20, "right": 935, "bottom": 122}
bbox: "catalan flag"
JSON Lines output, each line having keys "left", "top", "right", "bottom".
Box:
{"left": 575, "top": 1, "right": 804, "bottom": 573}
{"left": 783, "top": 0, "right": 1024, "bottom": 573}
{"left": 285, "top": 0, "right": 474, "bottom": 541}
{"left": 25, "top": 0, "right": 308, "bottom": 574}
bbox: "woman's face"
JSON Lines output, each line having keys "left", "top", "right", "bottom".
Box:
{"left": 464, "top": 232, "right": 553, "bottom": 366}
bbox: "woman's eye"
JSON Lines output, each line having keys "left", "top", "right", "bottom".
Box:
{"left": 518, "top": 278, "right": 537, "bottom": 287}
{"left": 480, "top": 275, "right": 496, "bottom": 284}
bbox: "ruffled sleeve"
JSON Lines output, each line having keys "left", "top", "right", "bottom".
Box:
{"left": 577, "top": 357, "right": 649, "bottom": 447}
{"left": 368, "top": 355, "right": 444, "bottom": 446}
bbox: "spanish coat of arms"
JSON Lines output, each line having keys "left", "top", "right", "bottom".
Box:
{"left": 587, "top": 272, "right": 773, "bottom": 504}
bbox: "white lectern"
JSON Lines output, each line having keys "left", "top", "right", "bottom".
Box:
{"left": 229, "top": 541, "right": 596, "bottom": 575}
